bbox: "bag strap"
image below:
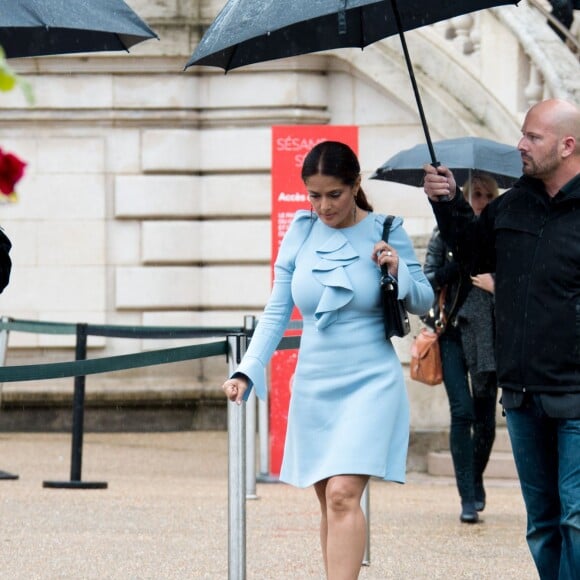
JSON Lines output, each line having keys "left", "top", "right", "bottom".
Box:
{"left": 435, "top": 286, "right": 447, "bottom": 334}
{"left": 381, "top": 215, "right": 395, "bottom": 277}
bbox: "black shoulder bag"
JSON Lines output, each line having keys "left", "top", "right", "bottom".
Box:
{"left": 380, "top": 215, "right": 410, "bottom": 339}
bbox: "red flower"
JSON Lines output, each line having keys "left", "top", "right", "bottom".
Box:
{"left": 0, "top": 148, "right": 26, "bottom": 196}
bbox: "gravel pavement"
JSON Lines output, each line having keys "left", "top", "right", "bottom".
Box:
{"left": 0, "top": 431, "right": 538, "bottom": 579}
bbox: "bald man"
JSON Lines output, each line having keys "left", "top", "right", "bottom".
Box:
{"left": 423, "top": 99, "right": 580, "bottom": 580}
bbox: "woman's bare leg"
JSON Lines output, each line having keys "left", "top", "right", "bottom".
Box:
{"left": 314, "top": 479, "right": 329, "bottom": 575}
{"left": 315, "top": 474, "right": 369, "bottom": 580}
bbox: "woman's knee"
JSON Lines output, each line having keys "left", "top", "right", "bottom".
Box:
{"left": 325, "top": 476, "right": 366, "bottom": 514}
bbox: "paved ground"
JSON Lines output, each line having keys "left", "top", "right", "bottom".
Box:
{"left": 0, "top": 431, "right": 538, "bottom": 579}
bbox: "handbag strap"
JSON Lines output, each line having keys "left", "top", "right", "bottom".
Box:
{"left": 435, "top": 286, "right": 447, "bottom": 334}
{"left": 381, "top": 215, "right": 395, "bottom": 277}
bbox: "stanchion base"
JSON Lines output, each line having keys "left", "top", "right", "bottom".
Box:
{"left": 256, "top": 474, "right": 280, "bottom": 484}
{"left": 0, "top": 470, "right": 19, "bottom": 480}
{"left": 42, "top": 480, "right": 108, "bottom": 490}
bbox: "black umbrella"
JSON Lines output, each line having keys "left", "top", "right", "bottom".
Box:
{"left": 371, "top": 136, "right": 522, "bottom": 189}
{"left": 0, "top": 0, "right": 158, "bottom": 59}
{"left": 185, "top": 0, "right": 520, "bottom": 166}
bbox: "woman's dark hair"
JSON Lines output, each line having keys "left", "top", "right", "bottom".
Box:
{"left": 301, "top": 141, "right": 373, "bottom": 211}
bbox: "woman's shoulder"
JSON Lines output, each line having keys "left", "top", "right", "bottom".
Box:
{"left": 371, "top": 213, "right": 404, "bottom": 238}
{"left": 287, "top": 209, "right": 315, "bottom": 235}
{"left": 293, "top": 209, "right": 312, "bottom": 222}
{"left": 278, "top": 210, "right": 315, "bottom": 257}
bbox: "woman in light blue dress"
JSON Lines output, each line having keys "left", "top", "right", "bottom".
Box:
{"left": 223, "top": 141, "right": 433, "bottom": 579}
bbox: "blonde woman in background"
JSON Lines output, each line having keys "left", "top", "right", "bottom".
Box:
{"left": 423, "top": 172, "right": 499, "bottom": 524}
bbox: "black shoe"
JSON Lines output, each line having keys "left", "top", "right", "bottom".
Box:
{"left": 460, "top": 502, "right": 479, "bottom": 524}
{"left": 474, "top": 482, "right": 486, "bottom": 512}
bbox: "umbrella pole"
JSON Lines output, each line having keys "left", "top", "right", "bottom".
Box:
{"left": 390, "top": 0, "right": 439, "bottom": 167}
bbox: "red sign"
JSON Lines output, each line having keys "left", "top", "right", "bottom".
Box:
{"left": 270, "top": 125, "right": 358, "bottom": 476}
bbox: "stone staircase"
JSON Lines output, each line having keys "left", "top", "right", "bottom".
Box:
{"left": 427, "top": 427, "right": 518, "bottom": 480}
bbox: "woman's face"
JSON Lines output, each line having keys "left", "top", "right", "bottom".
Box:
{"left": 304, "top": 173, "right": 359, "bottom": 229}
{"left": 469, "top": 180, "right": 495, "bottom": 215}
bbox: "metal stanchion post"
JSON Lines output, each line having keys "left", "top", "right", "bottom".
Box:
{"left": 257, "top": 396, "right": 273, "bottom": 482}
{"left": 227, "top": 334, "right": 247, "bottom": 580}
{"left": 43, "top": 323, "right": 107, "bottom": 489}
{"left": 243, "top": 316, "right": 258, "bottom": 500}
{"left": 245, "top": 389, "right": 257, "bottom": 500}
{"left": 0, "top": 315, "right": 18, "bottom": 481}
{"left": 361, "top": 482, "right": 370, "bottom": 566}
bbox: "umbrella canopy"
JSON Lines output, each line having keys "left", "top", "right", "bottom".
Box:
{"left": 0, "top": 0, "right": 158, "bottom": 59}
{"left": 186, "top": 0, "right": 519, "bottom": 70}
{"left": 371, "top": 136, "right": 522, "bottom": 189}
{"left": 185, "top": 0, "right": 520, "bottom": 166}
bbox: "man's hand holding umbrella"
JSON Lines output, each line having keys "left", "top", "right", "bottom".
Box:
{"left": 423, "top": 164, "right": 458, "bottom": 202}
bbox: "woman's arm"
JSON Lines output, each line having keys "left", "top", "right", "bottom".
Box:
{"left": 423, "top": 229, "right": 460, "bottom": 291}
{"left": 222, "top": 211, "right": 312, "bottom": 401}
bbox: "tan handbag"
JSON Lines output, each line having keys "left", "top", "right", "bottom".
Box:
{"left": 410, "top": 288, "right": 446, "bottom": 386}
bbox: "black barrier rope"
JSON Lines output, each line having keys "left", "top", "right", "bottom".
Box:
{"left": 0, "top": 319, "right": 76, "bottom": 335}
{"left": 0, "top": 318, "right": 244, "bottom": 339}
{"left": 0, "top": 335, "right": 300, "bottom": 383}
{"left": 86, "top": 324, "right": 243, "bottom": 339}
{"left": 0, "top": 340, "right": 228, "bottom": 382}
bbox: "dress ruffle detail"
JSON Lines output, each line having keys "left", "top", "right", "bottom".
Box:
{"left": 312, "top": 230, "right": 359, "bottom": 329}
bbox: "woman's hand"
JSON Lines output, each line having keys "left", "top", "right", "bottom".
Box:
{"left": 471, "top": 273, "right": 495, "bottom": 294}
{"left": 222, "top": 376, "right": 249, "bottom": 405}
{"left": 372, "top": 241, "right": 399, "bottom": 278}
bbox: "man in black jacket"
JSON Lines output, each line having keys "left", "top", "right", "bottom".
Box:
{"left": 423, "top": 99, "right": 580, "bottom": 580}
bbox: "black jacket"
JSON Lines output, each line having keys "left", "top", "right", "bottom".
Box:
{"left": 432, "top": 173, "right": 580, "bottom": 395}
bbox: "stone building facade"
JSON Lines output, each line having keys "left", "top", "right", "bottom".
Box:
{"left": 0, "top": 2, "right": 578, "bottom": 440}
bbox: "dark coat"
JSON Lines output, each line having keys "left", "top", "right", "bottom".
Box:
{"left": 432, "top": 173, "right": 580, "bottom": 395}
{"left": 422, "top": 227, "right": 469, "bottom": 327}
{"left": 423, "top": 228, "right": 496, "bottom": 396}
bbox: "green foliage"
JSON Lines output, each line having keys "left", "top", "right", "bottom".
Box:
{"left": 0, "top": 47, "right": 35, "bottom": 105}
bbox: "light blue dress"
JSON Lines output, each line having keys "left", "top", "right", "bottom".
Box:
{"left": 234, "top": 211, "right": 433, "bottom": 488}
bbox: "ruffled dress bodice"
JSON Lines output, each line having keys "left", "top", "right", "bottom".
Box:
{"left": 232, "top": 210, "right": 433, "bottom": 487}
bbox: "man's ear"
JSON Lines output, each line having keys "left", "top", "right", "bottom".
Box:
{"left": 561, "top": 135, "right": 576, "bottom": 159}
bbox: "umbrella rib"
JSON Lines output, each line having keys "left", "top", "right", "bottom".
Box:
{"left": 224, "top": 45, "right": 237, "bottom": 73}
{"left": 115, "top": 33, "right": 130, "bottom": 53}
{"left": 359, "top": 6, "right": 366, "bottom": 46}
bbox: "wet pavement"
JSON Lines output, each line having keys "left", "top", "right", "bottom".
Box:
{"left": 0, "top": 431, "right": 538, "bottom": 579}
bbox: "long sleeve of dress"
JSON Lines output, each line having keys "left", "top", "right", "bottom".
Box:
{"left": 232, "top": 211, "right": 313, "bottom": 400}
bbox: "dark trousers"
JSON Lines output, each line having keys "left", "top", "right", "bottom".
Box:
{"left": 505, "top": 395, "right": 580, "bottom": 580}
{"left": 439, "top": 326, "right": 497, "bottom": 504}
